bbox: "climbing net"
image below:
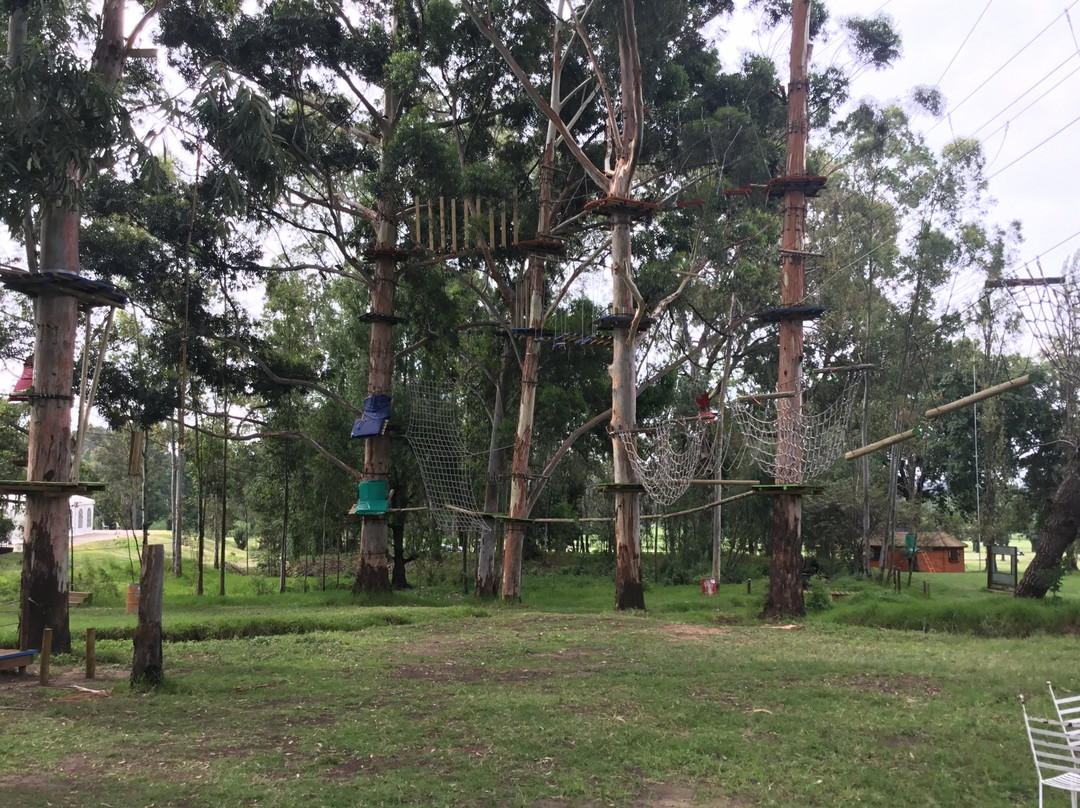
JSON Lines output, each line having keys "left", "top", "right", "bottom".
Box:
{"left": 614, "top": 416, "right": 720, "bottom": 506}
{"left": 405, "top": 380, "right": 487, "bottom": 536}
{"left": 1005, "top": 267, "right": 1080, "bottom": 393}
{"left": 731, "top": 370, "right": 865, "bottom": 483}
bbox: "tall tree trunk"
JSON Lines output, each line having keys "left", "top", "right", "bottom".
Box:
{"left": 353, "top": 232, "right": 395, "bottom": 594}
{"left": 280, "top": 463, "right": 289, "bottom": 593}
{"left": 20, "top": 247, "right": 77, "bottom": 653}
{"left": 609, "top": 1, "right": 646, "bottom": 612}
{"left": 1015, "top": 452, "right": 1080, "bottom": 598}
{"left": 477, "top": 340, "right": 511, "bottom": 598}
{"left": 762, "top": 0, "right": 811, "bottom": 619}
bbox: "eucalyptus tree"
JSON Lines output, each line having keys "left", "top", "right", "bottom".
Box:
{"left": 1, "top": 0, "right": 168, "bottom": 652}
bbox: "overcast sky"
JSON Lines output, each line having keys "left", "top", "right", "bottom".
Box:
{"left": 721, "top": 0, "right": 1080, "bottom": 284}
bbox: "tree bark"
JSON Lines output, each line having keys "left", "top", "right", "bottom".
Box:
{"left": 1015, "top": 452, "right": 1080, "bottom": 598}
{"left": 131, "top": 544, "right": 164, "bottom": 687}
{"left": 19, "top": 211, "right": 78, "bottom": 655}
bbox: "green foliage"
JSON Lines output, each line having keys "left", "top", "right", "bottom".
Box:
{"left": 804, "top": 575, "right": 834, "bottom": 613}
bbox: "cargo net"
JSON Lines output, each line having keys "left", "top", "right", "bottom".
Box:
{"left": 406, "top": 380, "right": 487, "bottom": 536}
{"left": 614, "top": 416, "right": 719, "bottom": 506}
{"left": 1004, "top": 266, "right": 1080, "bottom": 392}
{"left": 731, "top": 371, "right": 865, "bottom": 483}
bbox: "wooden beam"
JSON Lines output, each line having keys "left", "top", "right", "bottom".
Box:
{"left": 844, "top": 427, "right": 921, "bottom": 462}
{"left": 924, "top": 374, "right": 1030, "bottom": 420}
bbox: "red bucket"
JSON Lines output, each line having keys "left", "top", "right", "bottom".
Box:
{"left": 700, "top": 577, "right": 717, "bottom": 596}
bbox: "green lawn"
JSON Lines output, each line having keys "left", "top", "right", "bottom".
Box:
{"left": 1, "top": 539, "right": 1078, "bottom": 807}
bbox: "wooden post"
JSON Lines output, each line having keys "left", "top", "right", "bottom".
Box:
{"left": 426, "top": 200, "right": 433, "bottom": 251}
{"left": 439, "top": 197, "right": 446, "bottom": 251}
{"left": 85, "top": 627, "right": 96, "bottom": 679}
{"left": 746, "top": 578, "right": 752, "bottom": 594}
{"left": 764, "top": 0, "right": 812, "bottom": 620}
{"left": 413, "top": 199, "right": 420, "bottom": 245}
{"left": 131, "top": 544, "right": 164, "bottom": 687}
{"left": 451, "top": 198, "right": 457, "bottom": 252}
{"left": 39, "top": 627, "right": 52, "bottom": 686}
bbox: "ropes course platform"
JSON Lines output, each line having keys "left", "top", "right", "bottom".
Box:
{"left": 596, "top": 483, "right": 646, "bottom": 493}
{"left": 510, "top": 236, "right": 567, "bottom": 255}
{"left": 362, "top": 246, "right": 415, "bottom": 261}
{"left": 752, "top": 484, "right": 824, "bottom": 495}
{"left": 0, "top": 480, "right": 108, "bottom": 497}
{"left": 765, "top": 175, "right": 828, "bottom": 199}
{"left": 0, "top": 267, "right": 128, "bottom": 309}
{"left": 584, "top": 196, "right": 659, "bottom": 219}
{"left": 755, "top": 306, "right": 827, "bottom": 323}
{"left": 594, "top": 314, "right": 655, "bottom": 331}
{"left": 358, "top": 312, "right": 409, "bottom": 325}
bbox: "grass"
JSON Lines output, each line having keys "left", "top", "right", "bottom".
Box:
{"left": 1, "top": 537, "right": 1079, "bottom": 807}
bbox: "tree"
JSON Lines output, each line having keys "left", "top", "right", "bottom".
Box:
{"left": 2, "top": 0, "right": 162, "bottom": 653}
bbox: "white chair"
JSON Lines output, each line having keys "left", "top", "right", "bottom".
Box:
{"left": 1022, "top": 697, "right": 1080, "bottom": 808}
{"left": 1050, "top": 682, "right": 1080, "bottom": 750}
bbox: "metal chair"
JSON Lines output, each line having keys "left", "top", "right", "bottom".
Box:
{"left": 1022, "top": 697, "right": 1080, "bottom": 808}
{"left": 1050, "top": 682, "right": 1080, "bottom": 750}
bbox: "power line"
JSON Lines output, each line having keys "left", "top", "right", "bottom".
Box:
{"left": 986, "top": 111, "right": 1080, "bottom": 180}
{"left": 927, "top": 1, "right": 1080, "bottom": 135}
{"left": 934, "top": 0, "right": 994, "bottom": 86}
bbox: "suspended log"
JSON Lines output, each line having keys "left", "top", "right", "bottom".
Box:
{"left": 844, "top": 428, "right": 921, "bottom": 462}
{"left": 923, "top": 374, "right": 1030, "bottom": 420}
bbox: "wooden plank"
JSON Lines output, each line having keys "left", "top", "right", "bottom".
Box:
{"left": 0, "top": 649, "right": 36, "bottom": 673}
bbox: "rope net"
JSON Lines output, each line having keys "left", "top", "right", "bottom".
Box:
{"left": 615, "top": 417, "right": 719, "bottom": 506}
{"left": 405, "top": 380, "right": 487, "bottom": 536}
{"left": 731, "top": 371, "right": 865, "bottom": 483}
{"left": 1005, "top": 266, "right": 1080, "bottom": 392}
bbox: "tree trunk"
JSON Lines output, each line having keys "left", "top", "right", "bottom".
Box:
{"left": 610, "top": 211, "right": 644, "bottom": 611}
{"left": 131, "top": 544, "right": 164, "bottom": 687}
{"left": 1015, "top": 452, "right": 1080, "bottom": 598}
{"left": 19, "top": 208, "right": 79, "bottom": 655}
{"left": 762, "top": 0, "right": 812, "bottom": 620}
{"left": 477, "top": 339, "right": 511, "bottom": 598}
{"left": 279, "top": 463, "right": 289, "bottom": 593}
{"left": 353, "top": 240, "right": 394, "bottom": 594}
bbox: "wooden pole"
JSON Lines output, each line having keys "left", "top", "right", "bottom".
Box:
{"left": 439, "top": 197, "right": 446, "bottom": 251}
{"left": 765, "top": 0, "right": 812, "bottom": 619}
{"left": 451, "top": 198, "right": 457, "bottom": 252}
{"left": 845, "top": 375, "right": 1030, "bottom": 461}
{"left": 845, "top": 428, "right": 921, "bottom": 462}
{"left": 924, "top": 374, "right": 1030, "bottom": 420}
{"left": 131, "top": 544, "right": 164, "bottom": 687}
{"left": 427, "top": 200, "right": 434, "bottom": 251}
{"left": 85, "top": 627, "right": 96, "bottom": 679}
{"left": 39, "top": 627, "right": 52, "bottom": 686}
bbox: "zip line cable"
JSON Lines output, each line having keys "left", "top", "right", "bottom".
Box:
{"left": 934, "top": 0, "right": 994, "bottom": 86}
{"left": 926, "top": 1, "right": 1080, "bottom": 136}
{"left": 986, "top": 111, "right": 1080, "bottom": 180}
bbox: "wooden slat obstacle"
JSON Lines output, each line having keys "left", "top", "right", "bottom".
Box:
{"left": 0, "top": 649, "right": 36, "bottom": 674}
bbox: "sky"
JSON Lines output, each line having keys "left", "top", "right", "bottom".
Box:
{"left": 5, "top": 0, "right": 1078, "bottom": 383}
{"left": 719, "top": 0, "right": 1080, "bottom": 289}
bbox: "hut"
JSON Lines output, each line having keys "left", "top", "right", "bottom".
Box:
{"left": 869, "top": 530, "right": 967, "bottom": 573}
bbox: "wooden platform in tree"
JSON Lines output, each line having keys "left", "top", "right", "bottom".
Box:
{"left": 765, "top": 175, "right": 828, "bottom": 199}
{"left": 69, "top": 591, "right": 93, "bottom": 606}
{"left": 0, "top": 480, "right": 108, "bottom": 496}
{"left": 0, "top": 267, "right": 127, "bottom": 308}
{"left": 584, "top": 196, "right": 658, "bottom": 218}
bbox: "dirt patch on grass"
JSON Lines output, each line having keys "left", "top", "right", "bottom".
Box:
{"left": 395, "top": 662, "right": 556, "bottom": 685}
{"left": 832, "top": 672, "right": 942, "bottom": 698}
{"left": 528, "top": 783, "right": 758, "bottom": 807}
{"left": 663, "top": 624, "right": 733, "bottom": 642}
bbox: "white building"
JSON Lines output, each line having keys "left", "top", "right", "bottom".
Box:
{"left": 69, "top": 495, "right": 95, "bottom": 535}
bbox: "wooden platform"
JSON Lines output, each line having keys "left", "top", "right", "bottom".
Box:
{"left": 69, "top": 591, "right": 92, "bottom": 606}
{"left": 0, "top": 649, "right": 36, "bottom": 673}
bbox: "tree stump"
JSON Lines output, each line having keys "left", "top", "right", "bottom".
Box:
{"left": 131, "top": 544, "right": 164, "bottom": 687}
